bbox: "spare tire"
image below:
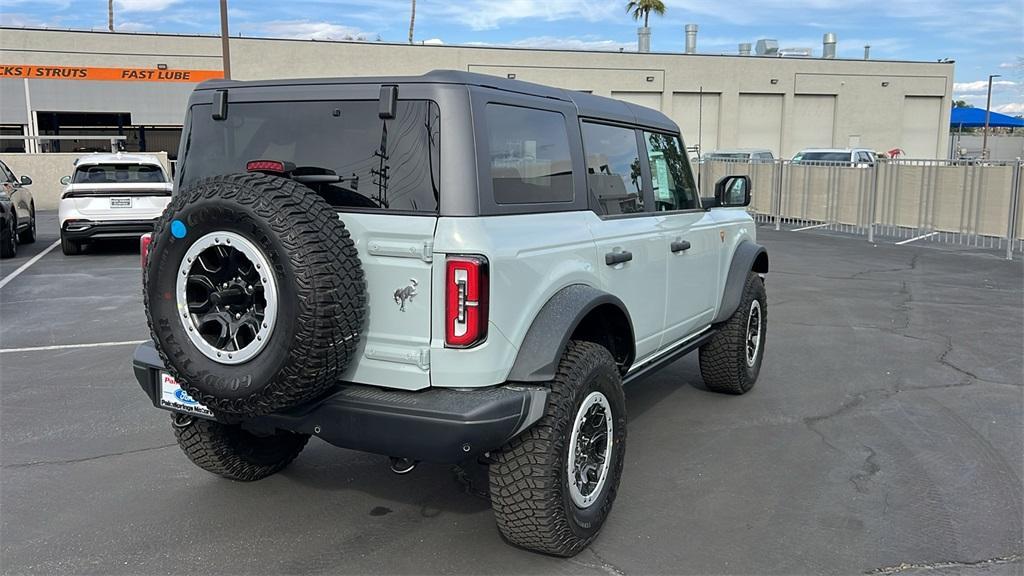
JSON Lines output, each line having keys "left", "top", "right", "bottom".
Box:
{"left": 145, "top": 173, "right": 366, "bottom": 416}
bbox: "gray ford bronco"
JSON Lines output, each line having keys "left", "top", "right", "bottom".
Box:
{"left": 134, "top": 70, "right": 768, "bottom": 557}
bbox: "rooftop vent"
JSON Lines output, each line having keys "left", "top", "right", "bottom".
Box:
{"left": 684, "top": 24, "right": 698, "bottom": 54}
{"left": 779, "top": 47, "right": 813, "bottom": 58}
{"left": 822, "top": 32, "right": 836, "bottom": 59}
{"left": 738, "top": 43, "right": 752, "bottom": 56}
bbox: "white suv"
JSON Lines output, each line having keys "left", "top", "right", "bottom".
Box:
{"left": 58, "top": 153, "right": 172, "bottom": 255}
{"left": 132, "top": 71, "right": 769, "bottom": 557}
{"left": 792, "top": 147, "right": 876, "bottom": 165}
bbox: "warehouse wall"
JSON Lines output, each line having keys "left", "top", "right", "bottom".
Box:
{"left": 0, "top": 27, "right": 954, "bottom": 159}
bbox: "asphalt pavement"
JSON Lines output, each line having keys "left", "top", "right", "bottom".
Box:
{"left": 1, "top": 212, "right": 1021, "bottom": 575}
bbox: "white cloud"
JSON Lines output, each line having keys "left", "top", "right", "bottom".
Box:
{"left": 468, "top": 35, "right": 633, "bottom": 51}
{"left": 994, "top": 102, "right": 1024, "bottom": 115}
{"left": 117, "top": 20, "right": 154, "bottom": 32}
{"left": 426, "top": 0, "right": 619, "bottom": 31}
{"left": 257, "top": 20, "right": 372, "bottom": 41}
{"left": 953, "top": 80, "right": 1018, "bottom": 93}
{"left": 114, "top": 0, "right": 181, "bottom": 12}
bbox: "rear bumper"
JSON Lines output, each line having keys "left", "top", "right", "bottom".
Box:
{"left": 132, "top": 341, "right": 547, "bottom": 463}
{"left": 62, "top": 219, "right": 155, "bottom": 240}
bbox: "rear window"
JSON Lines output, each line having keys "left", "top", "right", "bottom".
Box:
{"left": 73, "top": 163, "right": 166, "bottom": 184}
{"left": 179, "top": 100, "right": 440, "bottom": 213}
{"left": 487, "top": 104, "right": 573, "bottom": 204}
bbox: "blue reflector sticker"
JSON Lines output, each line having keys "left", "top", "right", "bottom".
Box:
{"left": 171, "top": 220, "right": 187, "bottom": 239}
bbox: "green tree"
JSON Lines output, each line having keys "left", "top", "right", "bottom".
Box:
{"left": 953, "top": 100, "right": 973, "bottom": 108}
{"left": 625, "top": 0, "right": 666, "bottom": 28}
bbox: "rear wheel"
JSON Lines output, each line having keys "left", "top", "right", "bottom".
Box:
{"left": 18, "top": 205, "right": 36, "bottom": 244}
{"left": 489, "top": 341, "right": 627, "bottom": 557}
{"left": 171, "top": 414, "right": 309, "bottom": 481}
{"left": 1, "top": 220, "right": 17, "bottom": 258}
{"left": 60, "top": 233, "right": 81, "bottom": 256}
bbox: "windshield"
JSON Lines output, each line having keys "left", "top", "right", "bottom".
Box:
{"left": 73, "top": 163, "right": 167, "bottom": 184}
{"left": 179, "top": 99, "right": 440, "bottom": 213}
{"left": 795, "top": 152, "right": 850, "bottom": 163}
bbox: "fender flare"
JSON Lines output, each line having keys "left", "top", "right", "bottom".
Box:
{"left": 712, "top": 241, "right": 769, "bottom": 324}
{"left": 507, "top": 284, "right": 634, "bottom": 382}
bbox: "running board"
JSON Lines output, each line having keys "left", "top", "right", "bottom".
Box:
{"left": 623, "top": 329, "right": 716, "bottom": 385}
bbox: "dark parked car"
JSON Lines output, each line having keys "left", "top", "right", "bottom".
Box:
{"left": 0, "top": 160, "right": 36, "bottom": 258}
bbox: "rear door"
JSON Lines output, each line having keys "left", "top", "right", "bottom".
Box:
{"left": 581, "top": 121, "right": 668, "bottom": 361}
{"left": 178, "top": 93, "right": 441, "bottom": 390}
{"left": 642, "top": 130, "right": 720, "bottom": 344}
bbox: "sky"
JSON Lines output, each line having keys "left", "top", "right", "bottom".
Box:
{"left": 2, "top": 0, "right": 1022, "bottom": 114}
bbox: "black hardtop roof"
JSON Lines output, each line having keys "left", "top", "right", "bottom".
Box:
{"left": 197, "top": 69, "right": 678, "bottom": 133}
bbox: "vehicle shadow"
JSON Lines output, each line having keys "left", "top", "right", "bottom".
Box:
{"left": 76, "top": 238, "right": 140, "bottom": 255}
{"left": 276, "top": 356, "right": 711, "bottom": 515}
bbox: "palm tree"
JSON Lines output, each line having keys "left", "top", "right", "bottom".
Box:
{"left": 625, "top": 0, "right": 666, "bottom": 28}
{"left": 408, "top": 0, "right": 416, "bottom": 44}
{"left": 108, "top": 0, "right": 114, "bottom": 31}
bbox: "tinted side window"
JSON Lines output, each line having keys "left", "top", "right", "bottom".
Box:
{"left": 581, "top": 122, "right": 643, "bottom": 215}
{"left": 487, "top": 104, "right": 572, "bottom": 204}
{"left": 643, "top": 131, "right": 699, "bottom": 211}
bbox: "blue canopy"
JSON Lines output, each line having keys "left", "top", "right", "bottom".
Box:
{"left": 950, "top": 107, "right": 1024, "bottom": 128}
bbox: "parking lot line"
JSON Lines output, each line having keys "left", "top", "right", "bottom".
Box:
{"left": 896, "top": 232, "right": 939, "bottom": 245}
{"left": 0, "top": 340, "right": 146, "bottom": 354}
{"left": 791, "top": 222, "right": 830, "bottom": 232}
{"left": 0, "top": 240, "right": 60, "bottom": 290}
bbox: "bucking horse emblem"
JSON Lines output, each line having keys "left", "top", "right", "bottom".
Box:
{"left": 394, "top": 279, "right": 418, "bottom": 312}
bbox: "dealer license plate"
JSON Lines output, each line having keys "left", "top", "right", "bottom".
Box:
{"left": 110, "top": 197, "right": 132, "bottom": 208}
{"left": 159, "top": 372, "right": 213, "bottom": 418}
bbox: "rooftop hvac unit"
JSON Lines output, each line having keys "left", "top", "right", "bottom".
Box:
{"left": 755, "top": 39, "right": 778, "bottom": 55}
{"left": 779, "top": 47, "right": 813, "bottom": 58}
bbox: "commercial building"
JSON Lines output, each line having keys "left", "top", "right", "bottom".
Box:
{"left": 1, "top": 27, "right": 954, "bottom": 161}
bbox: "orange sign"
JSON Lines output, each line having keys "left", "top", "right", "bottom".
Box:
{"left": 0, "top": 64, "right": 223, "bottom": 83}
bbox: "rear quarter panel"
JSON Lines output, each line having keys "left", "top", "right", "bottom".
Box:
{"left": 430, "top": 211, "right": 599, "bottom": 388}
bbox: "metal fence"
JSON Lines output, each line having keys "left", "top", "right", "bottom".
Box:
{"left": 698, "top": 158, "right": 1024, "bottom": 259}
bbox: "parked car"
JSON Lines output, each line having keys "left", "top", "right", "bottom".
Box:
{"left": 0, "top": 159, "right": 36, "bottom": 258}
{"left": 58, "top": 153, "right": 173, "bottom": 255}
{"left": 792, "top": 148, "right": 876, "bottom": 165}
{"left": 132, "top": 71, "right": 769, "bottom": 557}
{"left": 704, "top": 148, "right": 776, "bottom": 162}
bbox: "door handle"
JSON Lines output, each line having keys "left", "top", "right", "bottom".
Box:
{"left": 670, "top": 240, "right": 692, "bottom": 253}
{"left": 605, "top": 250, "right": 633, "bottom": 266}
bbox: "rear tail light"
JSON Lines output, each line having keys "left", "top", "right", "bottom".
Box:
{"left": 445, "top": 255, "right": 489, "bottom": 348}
{"left": 140, "top": 233, "right": 153, "bottom": 268}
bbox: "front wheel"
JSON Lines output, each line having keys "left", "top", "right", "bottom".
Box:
{"left": 699, "top": 271, "right": 767, "bottom": 394}
{"left": 489, "top": 341, "right": 627, "bottom": 557}
{"left": 172, "top": 414, "right": 310, "bottom": 481}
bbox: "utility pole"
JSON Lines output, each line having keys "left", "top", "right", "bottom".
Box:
{"left": 219, "top": 0, "right": 231, "bottom": 79}
{"left": 408, "top": 0, "right": 416, "bottom": 44}
{"left": 983, "top": 74, "right": 1000, "bottom": 159}
{"left": 108, "top": 0, "right": 114, "bottom": 31}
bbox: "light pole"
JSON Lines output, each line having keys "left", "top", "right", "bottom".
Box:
{"left": 220, "top": 0, "right": 231, "bottom": 80}
{"left": 982, "top": 74, "right": 1000, "bottom": 159}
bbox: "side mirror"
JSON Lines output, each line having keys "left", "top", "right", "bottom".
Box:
{"left": 714, "top": 175, "right": 751, "bottom": 207}
{"left": 60, "top": 175, "right": 71, "bottom": 185}
{"left": 20, "top": 175, "right": 32, "bottom": 186}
